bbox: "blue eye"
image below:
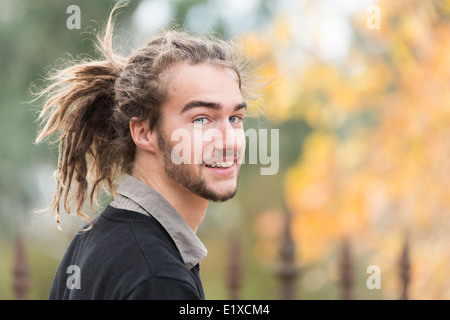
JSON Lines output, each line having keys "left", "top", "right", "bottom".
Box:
{"left": 193, "top": 118, "right": 208, "bottom": 124}
{"left": 229, "top": 116, "right": 242, "bottom": 123}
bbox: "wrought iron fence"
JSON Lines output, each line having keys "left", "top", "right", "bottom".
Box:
{"left": 10, "top": 215, "right": 410, "bottom": 300}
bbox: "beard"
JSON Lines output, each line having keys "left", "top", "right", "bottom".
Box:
{"left": 157, "top": 126, "right": 239, "bottom": 202}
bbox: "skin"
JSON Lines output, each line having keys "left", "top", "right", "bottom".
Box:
{"left": 129, "top": 62, "right": 246, "bottom": 233}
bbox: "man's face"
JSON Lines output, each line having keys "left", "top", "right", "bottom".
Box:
{"left": 156, "top": 62, "right": 246, "bottom": 202}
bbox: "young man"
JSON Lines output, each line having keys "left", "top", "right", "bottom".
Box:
{"left": 35, "top": 4, "right": 259, "bottom": 299}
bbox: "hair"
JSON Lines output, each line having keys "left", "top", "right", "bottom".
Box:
{"left": 33, "top": 1, "right": 262, "bottom": 229}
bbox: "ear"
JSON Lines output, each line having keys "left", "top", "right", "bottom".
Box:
{"left": 129, "top": 118, "right": 157, "bottom": 153}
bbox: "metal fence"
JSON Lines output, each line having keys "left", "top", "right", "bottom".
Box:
{"left": 225, "top": 208, "right": 411, "bottom": 300}
{"left": 10, "top": 214, "right": 410, "bottom": 300}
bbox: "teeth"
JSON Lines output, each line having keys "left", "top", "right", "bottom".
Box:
{"left": 207, "top": 161, "right": 234, "bottom": 168}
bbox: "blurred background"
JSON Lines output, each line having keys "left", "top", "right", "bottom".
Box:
{"left": 1, "top": 0, "right": 450, "bottom": 300}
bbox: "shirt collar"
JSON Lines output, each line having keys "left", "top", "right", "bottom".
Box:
{"left": 112, "top": 174, "right": 207, "bottom": 269}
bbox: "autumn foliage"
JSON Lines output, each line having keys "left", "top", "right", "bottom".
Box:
{"left": 243, "top": 0, "right": 450, "bottom": 299}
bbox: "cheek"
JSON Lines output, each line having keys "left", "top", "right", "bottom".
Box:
{"left": 234, "top": 130, "right": 246, "bottom": 158}
{"left": 238, "top": 139, "right": 246, "bottom": 164}
{"left": 237, "top": 133, "right": 246, "bottom": 150}
{"left": 191, "top": 131, "right": 206, "bottom": 164}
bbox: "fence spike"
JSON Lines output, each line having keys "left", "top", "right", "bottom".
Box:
{"left": 11, "top": 233, "right": 30, "bottom": 300}
{"left": 340, "top": 237, "right": 353, "bottom": 300}
{"left": 275, "top": 206, "right": 299, "bottom": 300}
{"left": 399, "top": 231, "right": 410, "bottom": 300}
{"left": 227, "top": 233, "right": 243, "bottom": 300}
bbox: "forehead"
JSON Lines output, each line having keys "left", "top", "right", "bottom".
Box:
{"left": 163, "top": 62, "right": 243, "bottom": 111}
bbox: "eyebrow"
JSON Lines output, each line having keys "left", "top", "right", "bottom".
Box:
{"left": 181, "top": 100, "right": 247, "bottom": 114}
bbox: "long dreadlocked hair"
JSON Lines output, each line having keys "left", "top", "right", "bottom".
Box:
{"left": 33, "top": 1, "right": 261, "bottom": 230}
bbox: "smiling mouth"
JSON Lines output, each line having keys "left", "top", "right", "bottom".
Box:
{"left": 205, "top": 161, "right": 235, "bottom": 168}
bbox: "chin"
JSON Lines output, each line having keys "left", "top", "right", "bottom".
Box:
{"left": 206, "top": 190, "right": 237, "bottom": 203}
{"left": 199, "top": 182, "right": 238, "bottom": 202}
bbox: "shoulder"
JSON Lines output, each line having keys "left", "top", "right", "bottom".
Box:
{"left": 53, "top": 206, "right": 191, "bottom": 299}
{"left": 79, "top": 205, "right": 184, "bottom": 274}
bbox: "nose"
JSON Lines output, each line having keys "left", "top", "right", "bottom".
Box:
{"left": 206, "top": 121, "right": 245, "bottom": 162}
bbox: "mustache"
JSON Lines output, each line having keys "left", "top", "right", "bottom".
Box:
{"left": 202, "top": 149, "right": 241, "bottom": 164}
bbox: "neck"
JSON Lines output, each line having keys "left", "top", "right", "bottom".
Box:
{"left": 132, "top": 165, "right": 208, "bottom": 233}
